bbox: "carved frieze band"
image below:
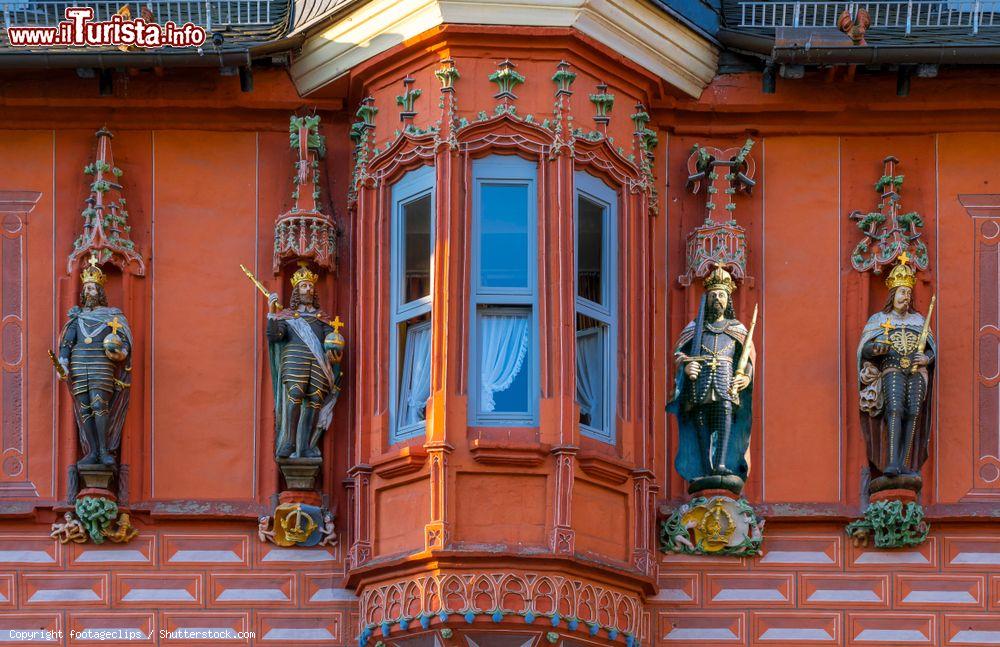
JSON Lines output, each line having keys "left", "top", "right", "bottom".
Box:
{"left": 359, "top": 571, "right": 642, "bottom": 637}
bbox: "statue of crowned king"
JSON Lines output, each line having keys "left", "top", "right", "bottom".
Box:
{"left": 56, "top": 256, "right": 133, "bottom": 471}
{"left": 265, "top": 262, "right": 344, "bottom": 461}
{"left": 857, "top": 255, "right": 936, "bottom": 492}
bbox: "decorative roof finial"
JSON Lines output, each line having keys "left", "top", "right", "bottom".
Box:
{"left": 489, "top": 59, "right": 524, "bottom": 100}
{"left": 552, "top": 60, "right": 575, "bottom": 96}
{"left": 396, "top": 75, "right": 421, "bottom": 123}
{"left": 590, "top": 83, "right": 615, "bottom": 127}
{"left": 435, "top": 58, "right": 459, "bottom": 93}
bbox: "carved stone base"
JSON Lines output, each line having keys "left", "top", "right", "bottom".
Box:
{"left": 660, "top": 494, "right": 764, "bottom": 557}
{"left": 846, "top": 498, "right": 929, "bottom": 549}
{"left": 869, "top": 474, "right": 923, "bottom": 495}
{"left": 688, "top": 474, "right": 745, "bottom": 496}
{"left": 278, "top": 489, "right": 322, "bottom": 506}
{"left": 277, "top": 457, "right": 322, "bottom": 490}
{"left": 77, "top": 465, "right": 115, "bottom": 490}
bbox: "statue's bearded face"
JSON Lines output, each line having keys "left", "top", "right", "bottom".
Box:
{"left": 298, "top": 281, "right": 314, "bottom": 301}
{"left": 893, "top": 286, "right": 912, "bottom": 313}
{"left": 81, "top": 282, "right": 102, "bottom": 308}
{"left": 706, "top": 288, "right": 729, "bottom": 319}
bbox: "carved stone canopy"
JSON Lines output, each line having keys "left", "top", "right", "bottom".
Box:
{"left": 67, "top": 127, "right": 145, "bottom": 276}
{"left": 273, "top": 115, "right": 338, "bottom": 274}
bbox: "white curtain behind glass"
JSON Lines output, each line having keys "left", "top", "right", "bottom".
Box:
{"left": 576, "top": 327, "right": 603, "bottom": 425}
{"left": 398, "top": 322, "right": 432, "bottom": 427}
{"left": 479, "top": 313, "right": 529, "bottom": 412}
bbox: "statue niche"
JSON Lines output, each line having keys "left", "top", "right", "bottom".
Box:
{"left": 845, "top": 157, "right": 935, "bottom": 549}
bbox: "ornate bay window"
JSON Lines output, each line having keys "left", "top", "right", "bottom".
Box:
{"left": 349, "top": 54, "right": 661, "bottom": 611}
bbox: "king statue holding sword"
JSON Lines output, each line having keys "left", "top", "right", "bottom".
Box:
{"left": 668, "top": 265, "right": 757, "bottom": 496}
{"left": 857, "top": 253, "right": 936, "bottom": 491}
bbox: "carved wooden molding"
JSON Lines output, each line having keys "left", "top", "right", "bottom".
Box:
{"left": 371, "top": 446, "right": 428, "bottom": 479}
{"left": 577, "top": 452, "right": 632, "bottom": 486}
{"left": 469, "top": 439, "right": 550, "bottom": 467}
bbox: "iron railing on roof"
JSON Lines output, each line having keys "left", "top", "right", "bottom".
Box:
{"left": 1, "top": 0, "right": 275, "bottom": 30}
{"left": 739, "top": 0, "right": 1000, "bottom": 34}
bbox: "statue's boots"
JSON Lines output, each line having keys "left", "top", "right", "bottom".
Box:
{"left": 276, "top": 442, "right": 294, "bottom": 458}
{"left": 94, "top": 410, "right": 115, "bottom": 466}
{"left": 295, "top": 405, "right": 318, "bottom": 460}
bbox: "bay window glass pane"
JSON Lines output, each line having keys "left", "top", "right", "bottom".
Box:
{"left": 478, "top": 309, "right": 530, "bottom": 414}
{"left": 480, "top": 183, "right": 529, "bottom": 289}
{"left": 398, "top": 320, "right": 432, "bottom": 431}
{"left": 576, "top": 316, "right": 606, "bottom": 432}
{"left": 402, "top": 194, "right": 431, "bottom": 304}
{"left": 577, "top": 195, "right": 604, "bottom": 306}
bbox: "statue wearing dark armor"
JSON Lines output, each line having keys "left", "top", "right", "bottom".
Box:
{"left": 56, "top": 259, "right": 132, "bottom": 468}
{"left": 857, "top": 259, "right": 936, "bottom": 484}
{"left": 266, "top": 264, "right": 344, "bottom": 460}
{"left": 668, "top": 266, "right": 755, "bottom": 495}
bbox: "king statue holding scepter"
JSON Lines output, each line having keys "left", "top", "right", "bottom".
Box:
{"left": 263, "top": 262, "right": 344, "bottom": 461}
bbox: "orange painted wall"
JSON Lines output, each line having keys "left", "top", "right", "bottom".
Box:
{"left": 0, "top": 30, "right": 997, "bottom": 647}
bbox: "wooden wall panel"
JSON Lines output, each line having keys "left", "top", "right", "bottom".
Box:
{"left": 936, "top": 132, "right": 997, "bottom": 504}
{"left": 0, "top": 132, "right": 54, "bottom": 500}
{"left": 761, "top": 136, "right": 842, "bottom": 504}
{"left": 150, "top": 131, "right": 258, "bottom": 501}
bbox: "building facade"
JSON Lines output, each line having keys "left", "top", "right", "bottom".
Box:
{"left": 0, "top": 0, "right": 997, "bottom": 645}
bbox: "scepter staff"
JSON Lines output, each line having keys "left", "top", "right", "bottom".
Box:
{"left": 240, "top": 264, "right": 281, "bottom": 311}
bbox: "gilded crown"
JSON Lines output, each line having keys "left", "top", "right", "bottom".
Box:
{"left": 885, "top": 254, "right": 916, "bottom": 290}
{"left": 703, "top": 265, "right": 736, "bottom": 295}
{"left": 280, "top": 505, "right": 317, "bottom": 544}
{"left": 290, "top": 262, "right": 318, "bottom": 288}
{"left": 80, "top": 256, "right": 107, "bottom": 286}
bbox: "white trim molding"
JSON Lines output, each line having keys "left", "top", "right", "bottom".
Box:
{"left": 291, "top": 0, "right": 719, "bottom": 98}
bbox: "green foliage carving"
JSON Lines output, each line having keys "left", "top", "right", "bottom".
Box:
{"left": 75, "top": 496, "right": 118, "bottom": 544}
{"left": 846, "top": 500, "right": 929, "bottom": 549}
{"left": 290, "top": 115, "right": 327, "bottom": 158}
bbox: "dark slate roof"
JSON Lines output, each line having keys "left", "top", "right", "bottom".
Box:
{"left": 653, "top": 0, "right": 722, "bottom": 40}
{"left": 722, "top": 0, "right": 1000, "bottom": 48}
{"left": 288, "top": 0, "right": 356, "bottom": 35}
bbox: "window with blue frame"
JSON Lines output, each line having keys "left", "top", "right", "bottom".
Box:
{"left": 390, "top": 165, "right": 434, "bottom": 442}
{"left": 470, "top": 155, "right": 538, "bottom": 425}
{"left": 574, "top": 172, "right": 617, "bottom": 442}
